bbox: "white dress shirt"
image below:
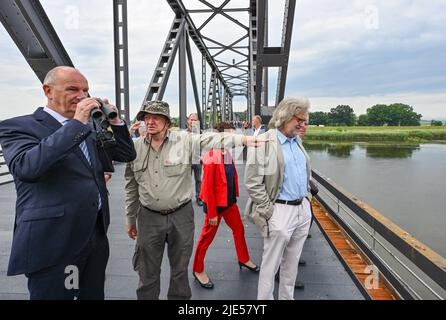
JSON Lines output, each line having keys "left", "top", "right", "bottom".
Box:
{"left": 43, "top": 106, "right": 69, "bottom": 125}
{"left": 253, "top": 126, "right": 262, "bottom": 137}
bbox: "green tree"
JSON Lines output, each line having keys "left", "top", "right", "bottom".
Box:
{"left": 431, "top": 120, "right": 443, "bottom": 126}
{"left": 309, "top": 111, "right": 329, "bottom": 126}
{"left": 366, "top": 104, "right": 389, "bottom": 126}
{"left": 328, "top": 105, "right": 356, "bottom": 126}
{"left": 170, "top": 117, "right": 180, "bottom": 128}
{"left": 389, "top": 103, "right": 421, "bottom": 126}
{"left": 367, "top": 103, "right": 421, "bottom": 126}
{"left": 357, "top": 114, "right": 369, "bottom": 126}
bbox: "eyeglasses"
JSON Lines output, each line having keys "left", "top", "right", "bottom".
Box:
{"left": 293, "top": 116, "right": 308, "bottom": 126}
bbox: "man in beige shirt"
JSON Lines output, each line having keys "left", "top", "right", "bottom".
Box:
{"left": 125, "top": 100, "right": 261, "bottom": 300}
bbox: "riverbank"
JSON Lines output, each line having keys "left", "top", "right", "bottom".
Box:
{"left": 304, "top": 126, "right": 446, "bottom": 142}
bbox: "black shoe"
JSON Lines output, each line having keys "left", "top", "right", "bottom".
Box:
{"left": 192, "top": 272, "right": 214, "bottom": 289}
{"left": 238, "top": 261, "right": 260, "bottom": 273}
{"left": 196, "top": 198, "right": 203, "bottom": 207}
{"left": 295, "top": 281, "right": 305, "bottom": 290}
{"left": 299, "top": 259, "right": 307, "bottom": 267}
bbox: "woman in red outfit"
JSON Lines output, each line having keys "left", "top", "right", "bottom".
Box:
{"left": 192, "top": 122, "right": 259, "bottom": 289}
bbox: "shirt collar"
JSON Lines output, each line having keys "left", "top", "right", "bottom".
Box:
{"left": 275, "top": 129, "right": 297, "bottom": 145}
{"left": 43, "top": 106, "right": 69, "bottom": 125}
{"left": 144, "top": 129, "right": 171, "bottom": 145}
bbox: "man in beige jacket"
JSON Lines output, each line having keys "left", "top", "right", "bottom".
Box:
{"left": 244, "top": 97, "right": 312, "bottom": 300}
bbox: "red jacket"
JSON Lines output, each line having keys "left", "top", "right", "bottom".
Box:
{"left": 199, "top": 149, "right": 239, "bottom": 218}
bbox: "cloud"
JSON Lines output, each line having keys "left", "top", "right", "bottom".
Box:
{"left": 283, "top": 0, "right": 446, "bottom": 118}
{"left": 0, "top": 0, "right": 445, "bottom": 120}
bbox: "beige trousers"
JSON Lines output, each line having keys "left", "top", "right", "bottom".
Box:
{"left": 257, "top": 199, "right": 312, "bottom": 300}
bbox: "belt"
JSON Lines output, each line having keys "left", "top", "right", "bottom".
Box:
{"left": 275, "top": 198, "right": 303, "bottom": 206}
{"left": 143, "top": 200, "right": 191, "bottom": 215}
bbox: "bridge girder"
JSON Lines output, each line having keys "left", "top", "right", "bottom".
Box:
{"left": 0, "top": 0, "right": 297, "bottom": 129}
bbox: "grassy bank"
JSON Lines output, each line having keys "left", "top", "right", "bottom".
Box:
{"left": 304, "top": 126, "right": 446, "bottom": 142}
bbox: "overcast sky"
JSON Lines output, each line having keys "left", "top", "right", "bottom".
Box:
{"left": 0, "top": 0, "right": 445, "bottom": 120}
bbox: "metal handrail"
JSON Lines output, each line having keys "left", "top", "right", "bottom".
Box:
{"left": 0, "top": 148, "right": 13, "bottom": 185}
{"left": 318, "top": 184, "right": 441, "bottom": 299}
{"left": 313, "top": 169, "right": 446, "bottom": 299}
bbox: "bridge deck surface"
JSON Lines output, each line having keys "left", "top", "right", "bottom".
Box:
{"left": 0, "top": 160, "right": 364, "bottom": 300}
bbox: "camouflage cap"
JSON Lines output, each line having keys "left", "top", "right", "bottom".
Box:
{"left": 136, "top": 100, "right": 171, "bottom": 122}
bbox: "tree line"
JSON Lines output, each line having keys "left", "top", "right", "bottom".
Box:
{"left": 309, "top": 103, "right": 436, "bottom": 126}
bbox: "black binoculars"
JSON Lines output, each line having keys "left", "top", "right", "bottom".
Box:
{"left": 89, "top": 99, "right": 118, "bottom": 149}
{"left": 90, "top": 99, "right": 118, "bottom": 121}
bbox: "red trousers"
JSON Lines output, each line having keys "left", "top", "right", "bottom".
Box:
{"left": 193, "top": 204, "right": 250, "bottom": 273}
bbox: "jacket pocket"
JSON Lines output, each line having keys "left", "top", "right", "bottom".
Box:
{"left": 21, "top": 205, "right": 64, "bottom": 222}
{"left": 256, "top": 201, "right": 273, "bottom": 221}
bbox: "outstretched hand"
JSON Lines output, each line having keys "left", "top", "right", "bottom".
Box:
{"left": 242, "top": 136, "right": 270, "bottom": 147}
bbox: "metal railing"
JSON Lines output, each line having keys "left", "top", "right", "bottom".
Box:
{"left": 312, "top": 169, "right": 446, "bottom": 300}
{"left": 0, "top": 149, "right": 13, "bottom": 186}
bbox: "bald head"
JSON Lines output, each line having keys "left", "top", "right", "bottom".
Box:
{"left": 43, "top": 66, "right": 85, "bottom": 86}
{"left": 43, "top": 66, "right": 89, "bottom": 118}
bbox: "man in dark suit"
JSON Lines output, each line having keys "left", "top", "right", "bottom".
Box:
{"left": 0, "top": 66, "right": 136, "bottom": 300}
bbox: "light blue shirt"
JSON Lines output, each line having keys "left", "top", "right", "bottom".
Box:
{"left": 276, "top": 129, "right": 308, "bottom": 201}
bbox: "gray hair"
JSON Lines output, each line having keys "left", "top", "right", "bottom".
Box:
{"left": 253, "top": 115, "right": 262, "bottom": 123}
{"left": 268, "top": 97, "right": 310, "bottom": 129}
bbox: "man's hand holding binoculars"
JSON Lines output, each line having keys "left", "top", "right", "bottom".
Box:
{"left": 74, "top": 97, "right": 123, "bottom": 125}
{"left": 74, "top": 97, "right": 101, "bottom": 125}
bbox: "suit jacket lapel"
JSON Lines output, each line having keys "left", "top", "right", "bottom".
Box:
{"left": 34, "top": 107, "right": 97, "bottom": 174}
{"left": 34, "top": 107, "right": 62, "bottom": 132}
{"left": 72, "top": 139, "right": 95, "bottom": 173}
{"left": 86, "top": 132, "right": 98, "bottom": 169}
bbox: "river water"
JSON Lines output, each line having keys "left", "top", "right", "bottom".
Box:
{"left": 304, "top": 141, "right": 446, "bottom": 258}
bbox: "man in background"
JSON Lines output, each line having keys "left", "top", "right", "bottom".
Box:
{"left": 187, "top": 113, "right": 203, "bottom": 206}
{"left": 243, "top": 115, "right": 266, "bottom": 161}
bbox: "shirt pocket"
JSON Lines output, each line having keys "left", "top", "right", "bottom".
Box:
{"left": 163, "top": 155, "right": 188, "bottom": 177}
{"left": 163, "top": 162, "right": 184, "bottom": 177}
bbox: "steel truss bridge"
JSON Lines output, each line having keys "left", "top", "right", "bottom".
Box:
{"left": 0, "top": 0, "right": 296, "bottom": 129}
